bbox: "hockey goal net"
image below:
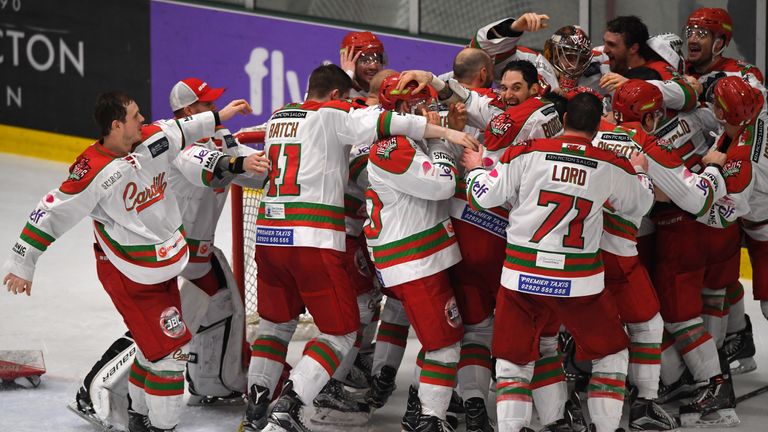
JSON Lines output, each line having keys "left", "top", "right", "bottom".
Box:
{"left": 231, "top": 127, "right": 319, "bottom": 340}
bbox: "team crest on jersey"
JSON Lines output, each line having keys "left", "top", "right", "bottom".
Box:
{"left": 656, "top": 138, "right": 675, "bottom": 153}
{"left": 159, "top": 307, "right": 187, "bottom": 339}
{"left": 562, "top": 143, "right": 586, "bottom": 155}
{"left": 488, "top": 113, "right": 513, "bottom": 136}
{"left": 444, "top": 297, "right": 462, "bottom": 328}
{"left": 375, "top": 137, "right": 398, "bottom": 160}
{"left": 67, "top": 156, "right": 91, "bottom": 182}
{"left": 722, "top": 160, "right": 742, "bottom": 178}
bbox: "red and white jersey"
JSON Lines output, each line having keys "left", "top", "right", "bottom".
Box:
{"left": 594, "top": 120, "right": 725, "bottom": 256}
{"left": 698, "top": 112, "right": 768, "bottom": 228}
{"left": 257, "top": 100, "right": 427, "bottom": 251}
{"left": 687, "top": 57, "right": 765, "bottom": 95}
{"left": 170, "top": 126, "right": 261, "bottom": 279}
{"left": 364, "top": 136, "right": 461, "bottom": 287}
{"left": 5, "top": 112, "right": 226, "bottom": 284}
{"left": 653, "top": 107, "right": 719, "bottom": 172}
{"left": 345, "top": 140, "right": 372, "bottom": 237}
{"left": 464, "top": 17, "right": 559, "bottom": 91}
{"left": 466, "top": 134, "right": 654, "bottom": 297}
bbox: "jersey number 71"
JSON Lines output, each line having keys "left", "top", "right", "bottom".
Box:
{"left": 530, "top": 190, "right": 593, "bottom": 249}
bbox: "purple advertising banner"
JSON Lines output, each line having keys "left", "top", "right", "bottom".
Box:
{"left": 150, "top": 0, "right": 463, "bottom": 132}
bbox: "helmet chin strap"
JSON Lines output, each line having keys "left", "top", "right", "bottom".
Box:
{"left": 703, "top": 38, "right": 726, "bottom": 70}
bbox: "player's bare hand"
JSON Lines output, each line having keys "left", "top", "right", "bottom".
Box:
{"left": 397, "top": 70, "right": 433, "bottom": 93}
{"left": 243, "top": 151, "right": 270, "bottom": 174}
{"left": 4, "top": 273, "right": 32, "bottom": 296}
{"left": 219, "top": 99, "right": 253, "bottom": 121}
{"left": 600, "top": 72, "right": 628, "bottom": 92}
{"left": 445, "top": 129, "right": 480, "bottom": 151}
{"left": 340, "top": 46, "right": 361, "bottom": 75}
{"left": 602, "top": 110, "right": 616, "bottom": 124}
{"left": 630, "top": 150, "right": 648, "bottom": 173}
{"left": 421, "top": 107, "right": 441, "bottom": 126}
{"left": 703, "top": 149, "right": 727, "bottom": 167}
{"left": 684, "top": 74, "right": 703, "bottom": 96}
{"left": 511, "top": 13, "right": 550, "bottom": 33}
{"left": 447, "top": 103, "right": 467, "bottom": 131}
{"left": 461, "top": 146, "right": 484, "bottom": 171}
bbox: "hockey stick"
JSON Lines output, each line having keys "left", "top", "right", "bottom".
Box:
{"left": 736, "top": 383, "right": 768, "bottom": 404}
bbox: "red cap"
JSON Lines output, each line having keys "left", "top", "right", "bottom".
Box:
{"left": 169, "top": 78, "right": 225, "bottom": 111}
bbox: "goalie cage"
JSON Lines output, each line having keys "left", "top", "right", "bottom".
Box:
{"left": 231, "top": 125, "right": 320, "bottom": 341}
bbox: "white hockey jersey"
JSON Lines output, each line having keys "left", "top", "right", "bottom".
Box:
{"left": 257, "top": 100, "right": 427, "bottom": 251}
{"left": 365, "top": 135, "right": 461, "bottom": 287}
{"left": 6, "top": 112, "right": 229, "bottom": 285}
{"left": 466, "top": 134, "right": 654, "bottom": 297}
{"left": 653, "top": 107, "right": 719, "bottom": 173}
{"left": 594, "top": 120, "right": 725, "bottom": 256}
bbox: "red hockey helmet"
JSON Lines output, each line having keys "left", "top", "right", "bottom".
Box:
{"left": 341, "top": 31, "right": 385, "bottom": 55}
{"left": 378, "top": 74, "right": 435, "bottom": 111}
{"left": 612, "top": 79, "right": 664, "bottom": 123}
{"left": 564, "top": 86, "right": 603, "bottom": 102}
{"left": 686, "top": 8, "right": 733, "bottom": 46}
{"left": 712, "top": 76, "right": 762, "bottom": 126}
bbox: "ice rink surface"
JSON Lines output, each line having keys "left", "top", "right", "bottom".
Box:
{"left": 2, "top": 153, "right": 768, "bottom": 431}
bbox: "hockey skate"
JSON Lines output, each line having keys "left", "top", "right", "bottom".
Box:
{"left": 310, "top": 378, "right": 371, "bottom": 426}
{"left": 262, "top": 381, "right": 312, "bottom": 432}
{"left": 724, "top": 314, "right": 757, "bottom": 375}
{"left": 446, "top": 390, "right": 464, "bottom": 429}
{"left": 541, "top": 418, "right": 579, "bottom": 432}
{"left": 564, "top": 391, "right": 588, "bottom": 432}
{"left": 366, "top": 365, "right": 398, "bottom": 408}
{"left": 628, "top": 398, "right": 678, "bottom": 431}
{"left": 678, "top": 375, "right": 740, "bottom": 428}
{"left": 656, "top": 370, "right": 703, "bottom": 405}
{"left": 67, "top": 387, "right": 124, "bottom": 432}
{"left": 402, "top": 385, "right": 421, "bottom": 432}
{"left": 127, "top": 409, "right": 151, "bottom": 432}
{"left": 188, "top": 390, "right": 244, "bottom": 406}
{"left": 587, "top": 425, "right": 625, "bottom": 432}
{"left": 412, "top": 413, "right": 455, "bottom": 432}
{"left": 341, "top": 352, "right": 373, "bottom": 393}
{"left": 240, "top": 384, "right": 271, "bottom": 432}
{"left": 464, "top": 397, "right": 493, "bottom": 432}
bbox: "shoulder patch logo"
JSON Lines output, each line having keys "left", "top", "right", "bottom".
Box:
{"left": 375, "top": 137, "right": 398, "bottom": 160}
{"left": 67, "top": 157, "right": 91, "bottom": 182}
{"left": 722, "top": 160, "right": 742, "bottom": 178}
{"left": 489, "top": 113, "right": 513, "bottom": 136}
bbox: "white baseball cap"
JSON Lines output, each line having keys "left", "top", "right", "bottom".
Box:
{"left": 169, "top": 77, "right": 225, "bottom": 111}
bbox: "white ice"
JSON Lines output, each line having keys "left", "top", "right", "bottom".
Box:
{"left": 1, "top": 153, "right": 768, "bottom": 432}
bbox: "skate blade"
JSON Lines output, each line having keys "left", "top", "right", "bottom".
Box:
{"left": 679, "top": 408, "right": 740, "bottom": 428}
{"left": 311, "top": 407, "right": 371, "bottom": 426}
{"left": 729, "top": 357, "right": 757, "bottom": 375}
{"left": 66, "top": 403, "right": 124, "bottom": 431}
{"left": 187, "top": 395, "right": 245, "bottom": 406}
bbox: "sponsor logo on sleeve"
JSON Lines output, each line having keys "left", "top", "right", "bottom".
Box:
{"left": 101, "top": 171, "right": 123, "bottom": 191}
{"left": 29, "top": 208, "right": 46, "bottom": 223}
{"left": 12, "top": 242, "right": 26, "bottom": 257}
{"left": 471, "top": 180, "right": 490, "bottom": 198}
{"left": 148, "top": 138, "right": 170, "bottom": 158}
{"left": 159, "top": 307, "right": 187, "bottom": 339}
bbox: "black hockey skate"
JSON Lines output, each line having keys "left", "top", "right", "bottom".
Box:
{"left": 413, "top": 413, "right": 455, "bottom": 432}
{"left": 678, "top": 374, "right": 739, "bottom": 428}
{"left": 446, "top": 390, "right": 464, "bottom": 429}
{"left": 402, "top": 385, "right": 422, "bottom": 432}
{"left": 188, "top": 390, "right": 244, "bottom": 406}
{"left": 342, "top": 351, "right": 373, "bottom": 392}
{"left": 310, "top": 378, "right": 371, "bottom": 426}
{"left": 564, "top": 390, "right": 588, "bottom": 432}
{"left": 366, "top": 365, "right": 398, "bottom": 408}
{"left": 464, "top": 397, "right": 493, "bottom": 432}
{"left": 656, "top": 369, "right": 703, "bottom": 405}
{"left": 628, "top": 397, "right": 678, "bottom": 431}
{"left": 541, "top": 418, "right": 579, "bottom": 432}
{"left": 587, "top": 424, "right": 625, "bottom": 432}
{"left": 241, "top": 384, "right": 271, "bottom": 432}
{"left": 128, "top": 409, "right": 151, "bottom": 432}
{"left": 261, "top": 381, "right": 312, "bottom": 432}
{"left": 148, "top": 427, "right": 175, "bottom": 432}
{"left": 724, "top": 314, "right": 757, "bottom": 375}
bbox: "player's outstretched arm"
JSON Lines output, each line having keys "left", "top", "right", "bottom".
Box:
{"left": 4, "top": 273, "right": 32, "bottom": 296}
{"left": 218, "top": 99, "right": 253, "bottom": 122}
{"left": 424, "top": 124, "right": 480, "bottom": 151}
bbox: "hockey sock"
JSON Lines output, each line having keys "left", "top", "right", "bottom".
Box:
{"left": 665, "top": 318, "right": 720, "bottom": 381}
{"left": 419, "top": 343, "right": 460, "bottom": 419}
{"left": 143, "top": 351, "right": 186, "bottom": 430}
{"left": 532, "top": 335, "right": 567, "bottom": 426}
{"left": 372, "top": 297, "right": 410, "bottom": 376}
{"left": 660, "top": 329, "right": 685, "bottom": 386}
{"left": 248, "top": 318, "right": 297, "bottom": 397}
{"left": 359, "top": 293, "right": 381, "bottom": 354}
{"left": 290, "top": 332, "right": 356, "bottom": 404}
{"left": 190, "top": 267, "right": 219, "bottom": 297}
{"left": 725, "top": 282, "right": 746, "bottom": 333}
{"left": 128, "top": 355, "right": 150, "bottom": 416}
{"left": 331, "top": 290, "right": 378, "bottom": 381}
{"left": 587, "top": 349, "right": 628, "bottom": 432}
{"left": 496, "top": 358, "right": 534, "bottom": 431}
{"left": 701, "top": 287, "right": 728, "bottom": 348}
{"left": 413, "top": 348, "right": 425, "bottom": 389}
{"left": 626, "top": 313, "right": 663, "bottom": 399}
{"left": 331, "top": 331, "right": 362, "bottom": 381}
{"left": 458, "top": 316, "right": 493, "bottom": 402}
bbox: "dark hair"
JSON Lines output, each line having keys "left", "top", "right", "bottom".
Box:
{"left": 624, "top": 66, "right": 663, "bottom": 81}
{"left": 307, "top": 64, "right": 353, "bottom": 99}
{"left": 605, "top": 16, "right": 654, "bottom": 60}
{"left": 565, "top": 93, "right": 602, "bottom": 134}
{"left": 500, "top": 60, "right": 539, "bottom": 89}
{"left": 542, "top": 91, "right": 568, "bottom": 122}
{"left": 453, "top": 48, "right": 492, "bottom": 82}
{"left": 94, "top": 91, "right": 134, "bottom": 139}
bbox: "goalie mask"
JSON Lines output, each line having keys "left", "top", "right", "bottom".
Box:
{"left": 544, "top": 26, "right": 593, "bottom": 90}
{"left": 379, "top": 74, "right": 436, "bottom": 113}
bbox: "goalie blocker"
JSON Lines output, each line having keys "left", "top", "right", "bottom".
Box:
{"left": 69, "top": 247, "right": 247, "bottom": 429}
